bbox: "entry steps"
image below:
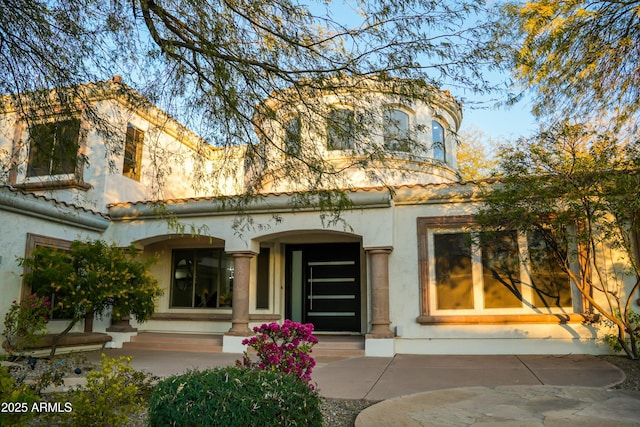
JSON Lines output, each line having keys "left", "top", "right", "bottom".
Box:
{"left": 123, "top": 332, "right": 223, "bottom": 353}
{"left": 123, "top": 332, "right": 364, "bottom": 357}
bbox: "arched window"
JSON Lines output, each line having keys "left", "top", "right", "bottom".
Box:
{"left": 432, "top": 120, "right": 446, "bottom": 162}
{"left": 284, "top": 116, "right": 301, "bottom": 156}
{"left": 326, "top": 108, "right": 355, "bottom": 150}
{"left": 383, "top": 108, "right": 410, "bottom": 152}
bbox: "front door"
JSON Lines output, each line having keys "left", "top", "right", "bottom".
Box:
{"left": 286, "top": 243, "right": 361, "bottom": 332}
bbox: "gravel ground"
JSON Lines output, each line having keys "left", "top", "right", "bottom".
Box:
{"left": 6, "top": 354, "right": 639, "bottom": 427}
{"left": 599, "top": 354, "right": 640, "bottom": 391}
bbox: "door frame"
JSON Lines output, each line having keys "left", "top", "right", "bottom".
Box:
{"left": 285, "top": 242, "right": 363, "bottom": 333}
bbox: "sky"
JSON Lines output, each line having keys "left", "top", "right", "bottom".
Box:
{"left": 460, "top": 96, "right": 538, "bottom": 142}
{"left": 314, "top": 0, "right": 540, "bottom": 145}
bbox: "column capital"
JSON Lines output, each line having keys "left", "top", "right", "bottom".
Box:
{"left": 227, "top": 251, "right": 258, "bottom": 258}
{"left": 364, "top": 246, "right": 393, "bottom": 254}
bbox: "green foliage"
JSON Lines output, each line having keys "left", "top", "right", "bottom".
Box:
{"left": 604, "top": 310, "right": 640, "bottom": 354}
{"left": 478, "top": 122, "right": 640, "bottom": 359}
{"left": 2, "top": 294, "right": 50, "bottom": 357}
{"left": 20, "top": 240, "right": 162, "bottom": 355}
{"left": 7, "top": 358, "right": 66, "bottom": 396}
{"left": 148, "top": 366, "right": 322, "bottom": 427}
{"left": 54, "top": 354, "right": 154, "bottom": 427}
{"left": 1, "top": 0, "right": 502, "bottom": 201}
{"left": 0, "top": 366, "right": 39, "bottom": 427}
{"left": 496, "top": 0, "right": 640, "bottom": 127}
{"left": 457, "top": 127, "right": 500, "bottom": 181}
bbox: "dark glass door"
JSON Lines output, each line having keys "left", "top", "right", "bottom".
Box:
{"left": 286, "top": 243, "right": 361, "bottom": 332}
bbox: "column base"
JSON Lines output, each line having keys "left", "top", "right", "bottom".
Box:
{"left": 104, "top": 331, "right": 137, "bottom": 349}
{"left": 106, "top": 318, "right": 138, "bottom": 333}
{"left": 223, "top": 334, "right": 250, "bottom": 353}
{"left": 365, "top": 337, "right": 396, "bottom": 357}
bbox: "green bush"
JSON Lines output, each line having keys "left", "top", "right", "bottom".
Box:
{"left": 148, "top": 366, "right": 322, "bottom": 427}
{"left": 0, "top": 366, "right": 39, "bottom": 427}
{"left": 54, "top": 354, "right": 156, "bottom": 427}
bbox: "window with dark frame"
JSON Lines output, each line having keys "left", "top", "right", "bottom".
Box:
{"left": 284, "top": 116, "right": 301, "bottom": 156}
{"left": 256, "top": 248, "right": 270, "bottom": 309}
{"left": 123, "top": 124, "right": 144, "bottom": 181}
{"left": 170, "top": 249, "right": 234, "bottom": 309}
{"left": 23, "top": 235, "right": 75, "bottom": 320}
{"left": 326, "top": 108, "right": 355, "bottom": 150}
{"left": 27, "top": 118, "right": 81, "bottom": 177}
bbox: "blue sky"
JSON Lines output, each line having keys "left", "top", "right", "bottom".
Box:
{"left": 460, "top": 97, "right": 538, "bottom": 142}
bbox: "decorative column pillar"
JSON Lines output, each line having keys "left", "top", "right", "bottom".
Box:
{"left": 366, "top": 247, "right": 394, "bottom": 338}
{"left": 226, "top": 251, "right": 255, "bottom": 336}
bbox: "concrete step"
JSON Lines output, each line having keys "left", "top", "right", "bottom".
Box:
{"left": 122, "top": 332, "right": 364, "bottom": 357}
{"left": 313, "top": 335, "right": 365, "bottom": 357}
{"left": 123, "top": 332, "right": 223, "bottom": 353}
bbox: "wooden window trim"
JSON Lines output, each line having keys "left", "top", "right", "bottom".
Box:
{"left": 123, "top": 124, "right": 144, "bottom": 181}
{"left": 21, "top": 234, "right": 95, "bottom": 332}
{"left": 416, "top": 216, "right": 590, "bottom": 325}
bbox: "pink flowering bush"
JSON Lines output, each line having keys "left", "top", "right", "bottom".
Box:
{"left": 238, "top": 320, "right": 318, "bottom": 387}
{"left": 2, "top": 294, "right": 50, "bottom": 357}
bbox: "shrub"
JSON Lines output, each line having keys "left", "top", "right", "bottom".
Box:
{"left": 148, "top": 366, "right": 322, "bottom": 427}
{"left": 239, "top": 320, "right": 318, "bottom": 387}
{"left": 57, "top": 354, "right": 155, "bottom": 427}
{"left": 2, "top": 294, "right": 50, "bottom": 358}
{"left": 20, "top": 240, "right": 163, "bottom": 357}
{"left": 603, "top": 309, "right": 640, "bottom": 354}
{"left": 0, "top": 366, "right": 39, "bottom": 427}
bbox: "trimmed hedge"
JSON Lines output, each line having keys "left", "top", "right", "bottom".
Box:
{"left": 148, "top": 366, "right": 322, "bottom": 427}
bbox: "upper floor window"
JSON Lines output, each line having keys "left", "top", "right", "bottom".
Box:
{"left": 284, "top": 116, "right": 301, "bottom": 156}
{"left": 383, "top": 108, "right": 410, "bottom": 152}
{"left": 123, "top": 124, "right": 144, "bottom": 181}
{"left": 326, "top": 108, "right": 355, "bottom": 150}
{"left": 27, "top": 118, "right": 80, "bottom": 177}
{"left": 432, "top": 120, "right": 446, "bottom": 162}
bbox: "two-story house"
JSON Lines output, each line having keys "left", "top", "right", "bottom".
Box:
{"left": 1, "top": 76, "right": 634, "bottom": 356}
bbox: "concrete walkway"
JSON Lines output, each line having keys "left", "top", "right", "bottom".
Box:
{"left": 83, "top": 349, "right": 640, "bottom": 425}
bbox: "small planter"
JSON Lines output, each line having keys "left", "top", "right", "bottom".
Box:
{"left": 107, "top": 316, "right": 137, "bottom": 333}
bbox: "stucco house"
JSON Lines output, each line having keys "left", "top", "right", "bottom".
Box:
{"left": 0, "top": 77, "right": 635, "bottom": 357}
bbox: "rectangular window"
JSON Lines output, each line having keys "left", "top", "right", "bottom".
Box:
{"left": 284, "top": 116, "right": 301, "bottom": 157}
{"left": 23, "top": 234, "right": 74, "bottom": 320}
{"left": 123, "top": 124, "right": 144, "bottom": 181}
{"left": 434, "top": 233, "right": 473, "bottom": 310}
{"left": 170, "top": 249, "right": 234, "bottom": 308}
{"left": 256, "top": 247, "right": 270, "bottom": 309}
{"left": 27, "top": 118, "right": 80, "bottom": 177}
{"left": 527, "top": 231, "right": 572, "bottom": 308}
{"left": 326, "top": 108, "right": 354, "bottom": 150}
{"left": 428, "top": 228, "right": 572, "bottom": 315}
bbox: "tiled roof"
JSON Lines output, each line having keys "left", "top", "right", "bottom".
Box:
{"left": 107, "top": 178, "right": 498, "bottom": 209}
{"left": 0, "top": 185, "right": 109, "bottom": 219}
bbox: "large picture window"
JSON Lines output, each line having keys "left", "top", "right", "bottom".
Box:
{"left": 419, "top": 217, "right": 575, "bottom": 322}
{"left": 23, "top": 234, "right": 74, "bottom": 320}
{"left": 171, "top": 249, "right": 234, "bottom": 308}
{"left": 27, "top": 118, "right": 81, "bottom": 177}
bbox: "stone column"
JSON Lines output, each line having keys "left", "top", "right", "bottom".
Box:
{"left": 366, "top": 247, "right": 394, "bottom": 338}
{"left": 227, "top": 252, "right": 255, "bottom": 336}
